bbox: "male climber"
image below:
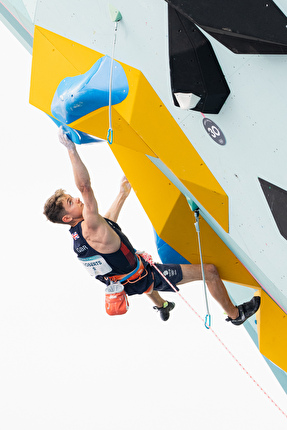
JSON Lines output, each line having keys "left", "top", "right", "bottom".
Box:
{"left": 43, "top": 127, "right": 260, "bottom": 323}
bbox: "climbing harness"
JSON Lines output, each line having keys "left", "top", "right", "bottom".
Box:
{"left": 107, "top": 253, "right": 147, "bottom": 284}
{"left": 107, "top": 8, "right": 122, "bottom": 144}
{"left": 193, "top": 209, "right": 211, "bottom": 329}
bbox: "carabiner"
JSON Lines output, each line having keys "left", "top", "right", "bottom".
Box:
{"left": 107, "top": 128, "right": 113, "bottom": 144}
{"left": 205, "top": 314, "right": 211, "bottom": 329}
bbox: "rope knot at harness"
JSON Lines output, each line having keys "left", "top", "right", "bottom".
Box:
{"left": 137, "top": 251, "right": 154, "bottom": 265}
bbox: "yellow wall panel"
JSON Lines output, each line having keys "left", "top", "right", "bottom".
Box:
{"left": 30, "top": 26, "right": 102, "bottom": 115}
{"left": 181, "top": 178, "right": 228, "bottom": 228}
{"left": 70, "top": 108, "right": 156, "bottom": 157}
{"left": 109, "top": 143, "right": 260, "bottom": 289}
{"left": 69, "top": 107, "right": 109, "bottom": 139}
{"left": 30, "top": 27, "right": 77, "bottom": 112}
{"left": 113, "top": 67, "right": 142, "bottom": 125}
{"left": 34, "top": 27, "right": 102, "bottom": 72}
{"left": 110, "top": 143, "right": 182, "bottom": 234}
{"left": 258, "top": 290, "right": 287, "bottom": 372}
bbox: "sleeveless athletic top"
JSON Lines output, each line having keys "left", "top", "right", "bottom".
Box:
{"left": 69, "top": 219, "right": 153, "bottom": 295}
{"left": 70, "top": 218, "right": 137, "bottom": 275}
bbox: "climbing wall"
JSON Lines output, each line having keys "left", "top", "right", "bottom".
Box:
{"left": 1, "top": 0, "right": 287, "bottom": 388}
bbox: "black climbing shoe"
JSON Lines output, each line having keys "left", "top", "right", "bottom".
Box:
{"left": 226, "top": 296, "right": 261, "bottom": 326}
{"left": 153, "top": 301, "right": 175, "bottom": 321}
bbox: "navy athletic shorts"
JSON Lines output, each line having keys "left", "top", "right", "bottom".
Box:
{"left": 152, "top": 263, "right": 182, "bottom": 292}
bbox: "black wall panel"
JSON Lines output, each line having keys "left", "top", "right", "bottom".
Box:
{"left": 166, "top": 0, "right": 287, "bottom": 54}
{"left": 168, "top": 6, "right": 230, "bottom": 113}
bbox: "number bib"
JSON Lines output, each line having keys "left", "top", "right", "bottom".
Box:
{"left": 78, "top": 255, "right": 112, "bottom": 277}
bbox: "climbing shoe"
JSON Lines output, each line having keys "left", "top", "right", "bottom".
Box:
{"left": 226, "top": 296, "right": 261, "bottom": 326}
{"left": 153, "top": 301, "right": 175, "bottom": 321}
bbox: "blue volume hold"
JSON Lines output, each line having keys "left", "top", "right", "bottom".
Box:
{"left": 154, "top": 231, "right": 190, "bottom": 264}
{"left": 51, "top": 55, "right": 129, "bottom": 124}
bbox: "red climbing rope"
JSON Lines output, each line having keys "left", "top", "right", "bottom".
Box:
{"left": 139, "top": 251, "right": 287, "bottom": 419}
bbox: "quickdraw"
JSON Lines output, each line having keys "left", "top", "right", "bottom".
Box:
{"left": 107, "top": 10, "right": 122, "bottom": 144}
{"left": 194, "top": 209, "right": 211, "bottom": 329}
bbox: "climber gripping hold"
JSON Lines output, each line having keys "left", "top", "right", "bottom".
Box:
{"left": 43, "top": 127, "right": 260, "bottom": 323}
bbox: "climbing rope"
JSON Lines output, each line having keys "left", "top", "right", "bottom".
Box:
{"left": 140, "top": 251, "right": 287, "bottom": 419}
{"left": 140, "top": 251, "right": 203, "bottom": 318}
